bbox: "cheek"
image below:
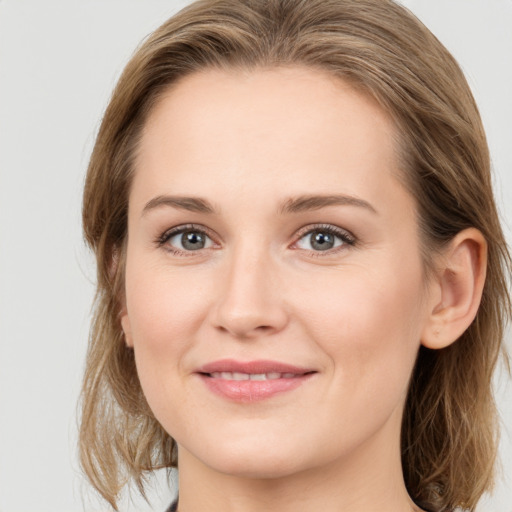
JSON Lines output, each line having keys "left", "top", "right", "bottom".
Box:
{"left": 126, "top": 256, "right": 211, "bottom": 343}
{"left": 123, "top": 257, "right": 214, "bottom": 405}
{"left": 295, "top": 260, "right": 425, "bottom": 394}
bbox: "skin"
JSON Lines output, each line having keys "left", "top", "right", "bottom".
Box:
{"left": 120, "top": 67, "right": 485, "bottom": 512}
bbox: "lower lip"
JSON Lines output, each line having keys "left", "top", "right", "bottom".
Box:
{"left": 198, "top": 374, "right": 313, "bottom": 402}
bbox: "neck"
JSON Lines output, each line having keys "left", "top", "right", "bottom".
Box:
{"left": 176, "top": 405, "right": 422, "bottom": 512}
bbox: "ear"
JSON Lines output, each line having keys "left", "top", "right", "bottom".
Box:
{"left": 120, "top": 305, "right": 134, "bottom": 348}
{"left": 421, "top": 228, "right": 487, "bottom": 350}
{"left": 110, "top": 244, "right": 134, "bottom": 348}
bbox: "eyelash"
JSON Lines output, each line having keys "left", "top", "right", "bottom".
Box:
{"left": 156, "top": 223, "right": 216, "bottom": 257}
{"left": 156, "top": 223, "right": 356, "bottom": 257}
{"left": 293, "top": 224, "right": 356, "bottom": 256}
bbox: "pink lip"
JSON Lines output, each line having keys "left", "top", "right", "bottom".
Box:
{"left": 196, "top": 359, "right": 316, "bottom": 403}
{"left": 197, "top": 359, "right": 313, "bottom": 375}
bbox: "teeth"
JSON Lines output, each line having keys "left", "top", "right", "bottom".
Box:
{"left": 209, "top": 372, "right": 296, "bottom": 380}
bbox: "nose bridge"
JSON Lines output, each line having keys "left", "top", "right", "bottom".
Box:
{"left": 213, "top": 239, "right": 287, "bottom": 338}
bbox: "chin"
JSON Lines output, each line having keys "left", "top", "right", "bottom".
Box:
{"left": 206, "top": 452, "right": 306, "bottom": 480}
{"left": 180, "top": 432, "right": 313, "bottom": 480}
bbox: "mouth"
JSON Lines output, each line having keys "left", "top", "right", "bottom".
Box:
{"left": 196, "top": 359, "right": 316, "bottom": 402}
{"left": 206, "top": 371, "right": 306, "bottom": 381}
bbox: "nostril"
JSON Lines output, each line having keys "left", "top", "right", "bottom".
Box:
{"left": 255, "top": 325, "right": 273, "bottom": 332}
{"left": 215, "top": 322, "right": 277, "bottom": 339}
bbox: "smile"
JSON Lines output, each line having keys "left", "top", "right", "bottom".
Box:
{"left": 208, "top": 372, "right": 301, "bottom": 381}
{"left": 196, "top": 359, "right": 316, "bottom": 402}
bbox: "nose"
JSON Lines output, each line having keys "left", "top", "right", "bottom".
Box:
{"left": 211, "top": 245, "right": 289, "bottom": 339}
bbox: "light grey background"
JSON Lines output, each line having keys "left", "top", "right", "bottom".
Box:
{"left": 0, "top": 1, "right": 510, "bottom": 511}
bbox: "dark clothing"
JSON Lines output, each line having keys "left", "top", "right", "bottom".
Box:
{"left": 166, "top": 497, "right": 435, "bottom": 511}
{"left": 166, "top": 500, "right": 178, "bottom": 512}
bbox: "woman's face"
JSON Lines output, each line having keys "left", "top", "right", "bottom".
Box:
{"left": 122, "top": 67, "right": 435, "bottom": 479}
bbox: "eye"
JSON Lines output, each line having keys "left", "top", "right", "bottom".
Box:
{"left": 295, "top": 225, "right": 355, "bottom": 252}
{"left": 158, "top": 225, "right": 214, "bottom": 253}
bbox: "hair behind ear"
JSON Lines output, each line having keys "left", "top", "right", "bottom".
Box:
{"left": 402, "top": 227, "right": 506, "bottom": 509}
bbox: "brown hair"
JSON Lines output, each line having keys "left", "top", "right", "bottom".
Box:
{"left": 80, "top": 0, "right": 511, "bottom": 510}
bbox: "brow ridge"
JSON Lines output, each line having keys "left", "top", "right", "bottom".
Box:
{"left": 142, "top": 193, "right": 376, "bottom": 217}
{"left": 142, "top": 195, "right": 216, "bottom": 215}
{"left": 280, "top": 194, "right": 377, "bottom": 214}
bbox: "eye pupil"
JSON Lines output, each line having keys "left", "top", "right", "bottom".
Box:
{"left": 311, "top": 231, "right": 334, "bottom": 251}
{"left": 182, "top": 231, "right": 205, "bottom": 250}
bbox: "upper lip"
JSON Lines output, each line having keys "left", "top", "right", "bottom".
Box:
{"left": 196, "top": 359, "right": 315, "bottom": 375}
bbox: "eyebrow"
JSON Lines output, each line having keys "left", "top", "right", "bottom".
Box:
{"left": 141, "top": 193, "right": 377, "bottom": 216}
{"left": 142, "top": 195, "right": 216, "bottom": 215}
{"left": 279, "top": 194, "right": 377, "bottom": 215}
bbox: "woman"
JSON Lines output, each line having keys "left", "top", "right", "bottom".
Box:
{"left": 80, "top": 1, "right": 511, "bottom": 511}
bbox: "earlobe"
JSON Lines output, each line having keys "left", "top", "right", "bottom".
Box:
{"left": 421, "top": 228, "right": 487, "bottom": 350}
{"left": 109, "top": 243, "right": 133, "bottom": 347}
{"left": 120, "top": 308, "right": 134, "bottom": 348}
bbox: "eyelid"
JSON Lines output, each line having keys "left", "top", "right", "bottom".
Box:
{"left": 156, "top": 223, "right": 219, "bottom": 255}
{"left": 291, "top": 223, "right": 356, "bottom": 254}
{"left": 155, "top": 222, "right": 356, "bottom": 257}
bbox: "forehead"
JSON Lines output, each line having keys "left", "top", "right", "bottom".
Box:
{"left": 132, "top": 66, "right": 409, "bottom": 216}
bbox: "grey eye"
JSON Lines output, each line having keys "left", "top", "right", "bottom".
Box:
{"left": 296, "top": 229, "right": 346, "bottom": 251}
{"left": 168, "top": 230, "right": 213, "bottom": 251}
